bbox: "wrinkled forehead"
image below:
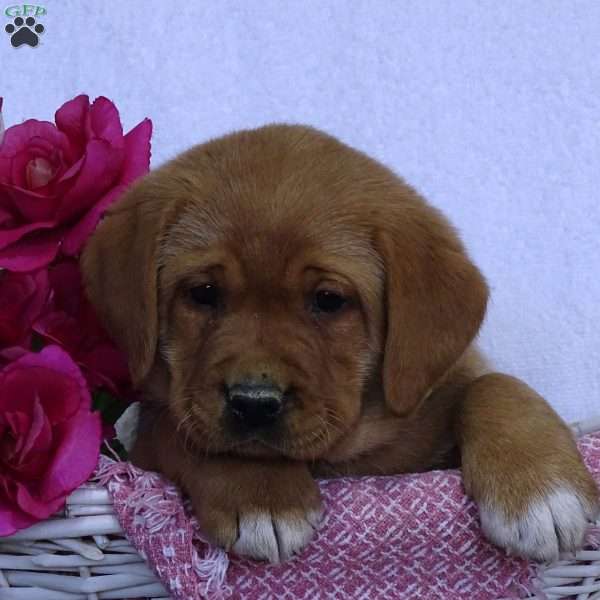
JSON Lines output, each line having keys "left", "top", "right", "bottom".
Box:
{"left": 154, "top": 125, "right": 391, "bottom": 298}
{"left": 160, "top": 198, "right": 383, "bottom": 300}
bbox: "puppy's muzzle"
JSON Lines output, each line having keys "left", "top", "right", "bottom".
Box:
{"left": 226, "top": 381, "right": 283, "bottom": 430}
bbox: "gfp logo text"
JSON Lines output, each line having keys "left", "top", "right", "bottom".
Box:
{"left": 4, "top": 4, "right": 46, "bottom": 17}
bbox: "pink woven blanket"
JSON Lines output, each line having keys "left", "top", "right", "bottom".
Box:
{"left": 96, "top": 432, "right": 600, "bottom": 600}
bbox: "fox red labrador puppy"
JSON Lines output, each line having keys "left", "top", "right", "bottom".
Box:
{"left": 82, "top": 125, "right": 598, "bottom": 564}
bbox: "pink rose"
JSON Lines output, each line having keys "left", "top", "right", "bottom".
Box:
{"left": 0, "top": 269, "right": 50, "bottom": 349}
{"left": 0, "top": 98, "right": 4, "bottom": 144}
{"left": 0, "top": 95, "right": 152, "bottom": 271}
{"left": 0, "top": 345, "right": 101, "bottom": 535}
{"left": 34, "top": 259, "right": 132, "bottom": 397}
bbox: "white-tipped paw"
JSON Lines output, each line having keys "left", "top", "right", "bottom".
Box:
{"left": 232, "top": 509, "right": 322, "bottom": 563}
{"left": 479, "top": 487, "right": 599, "bottom": 562}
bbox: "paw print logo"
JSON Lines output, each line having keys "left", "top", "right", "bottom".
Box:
{"left": 5, "top": 16, "right": 44, "bottom": 47}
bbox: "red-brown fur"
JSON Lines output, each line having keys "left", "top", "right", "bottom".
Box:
{"left": 82, "top": 125, "right": 598, "bottom": 562}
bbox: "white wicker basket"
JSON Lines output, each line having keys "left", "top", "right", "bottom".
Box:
{"left": 0, "top": 486, "right": 168, "bottom": 599}
{"left": 1, "top": 418, "right": 599, "bottom": 600}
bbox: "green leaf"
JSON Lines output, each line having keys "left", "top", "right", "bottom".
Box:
{"left": 92, "top": 389, "right": 127, "bottom": 425}
{"left": 30, "top": 333, "right": 45, "bottom": 352}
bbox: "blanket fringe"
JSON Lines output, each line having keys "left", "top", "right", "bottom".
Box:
{"left": 95, "top": 455, "right": 231, "bottom": 599}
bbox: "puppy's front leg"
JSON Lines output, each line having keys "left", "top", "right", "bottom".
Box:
{"left": 457, "top": 373, "right": 599, "bottom": 561}
{"left": 130, "top": 420, "right": 322, "bottom": 563}
{"left": 186, "top": 456, "right": 323, "bottom": 563}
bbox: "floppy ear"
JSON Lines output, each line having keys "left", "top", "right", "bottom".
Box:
{"left": 81, "top": 185, "right": 175, "bottom": 387}
{"left": 377, "top": 204, "right": 489, "bottom": 416}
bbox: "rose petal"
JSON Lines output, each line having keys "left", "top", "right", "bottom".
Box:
{"left": 24, "top": 269, "right": 51, "bottom": 325}
{"left": 0, "top": 345, "right": 90, "bottom": 412}
{"left": 0, "top": 375, "right": 36, "bottom": 417}
{"left": 78, "top": 298, "right": 110, "bottom": 340}
{"left": 3, "top": 411, "right": 30, "bottom": 456}
{"left": 0, "top": 182, "right": 62, "bottom": 222}
{"left": 54, "top": 153, "right": 84, "bottom": 187}
{"left": 0, "top": 494, "right": 37, "bottom": 536}
{"left": 0, "top": 97, "right": 5, "bottom": 146}
{"left": 61, "top": 183, "right": 126, "bottom": 256}
{"left": 15, "top": 481, "right": 65, "bottom": 519}
{"left": 9, "top": 345, "right": 89, "bottom": 393}
{"left": 46, "top": 259, "right": 81, "bottom": 315}
{"left": 55, "top": 95, "right": 90, "bottom": 137}
{"left": 0, "top": 269, "right": 49, "bottom": 347}
{"left": 0, "top": 205, "right": 13, "bottom": 226}
{"left": 55, "top": 95, "right": 91, "bottom": 160}
{"left": 120, "top": 118, "right": 152, "bottom": 184}
{"left": 0, "top": 121, "right": 69, "bottom": 193}
{"left": 0, "top": 274, "right": 34, "bottom": 346}
{"left": 61, "top": 119, "right": 153, "bottom": 256}
{"left": 34, "top": 311, "right": 84, "bottom": 354}
{"left": 8, "top": 149, "right": 30, "bottom": 190}
{"left": 0, "top": 120, "right": 70, "bottom": 162}
{"left": 40, "top": 408, "right": 101, "bottom": 502}
{"left": 0, "top": 320, "right": 28, "bottom": 348}
{"left": 89, "top": 97, "right": 124, "bottom": 148}
{"left": 0, "top": 207, "right": 56, "bottom": 249}
{"left": 27, "top": 157, "right": 58, "bottom": 189}
{"left": 0, "top": 342, "right": 99, "bottom": 528}
{"left": 0, "top": 366, "right": 81, "bottom": 423}
{"left": 18, "top": 395, "right": 52, "bottom": 462}
{"left": 0, "top": 269, "right": 37, "bottom": 308}
{"left": 82, "top": 343, "right": 130, "bottom": 393}
{"left": 0, "top": 228, "right": 62, "bottom": 271}
{"left": 10, "top": 137, "right": 59, "bottom": 191}
{"left": 56, "top": 139, "right": 124, "bottom": 224}
{"left": 0, "top": 346, "right": 28, "bottom": 364}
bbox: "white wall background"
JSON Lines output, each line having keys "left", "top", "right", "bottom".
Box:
{"left": 2, "top": 0, "right": 599, "bottom": 422}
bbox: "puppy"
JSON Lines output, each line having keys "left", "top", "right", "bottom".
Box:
{"left": 82, "top": 124, "right": 598, "bottom": 564}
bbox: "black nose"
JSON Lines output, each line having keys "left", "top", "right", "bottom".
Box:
{"left": 226, "top": 383, "right": 283, "bottom": 429}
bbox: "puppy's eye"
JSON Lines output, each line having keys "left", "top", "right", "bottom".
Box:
{"left": 312, "top": 290, "right": 347, "bottom": 314}
{"left": 189, "top": 284, "right": 220, "bottom": 308}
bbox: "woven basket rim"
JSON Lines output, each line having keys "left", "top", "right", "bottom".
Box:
{"left": 0, "top": 415, "right": 599, "bottom": 600}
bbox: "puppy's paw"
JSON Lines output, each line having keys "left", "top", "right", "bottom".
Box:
{"left": 479, "top": 485, "right": 599, "bottom": 562}
{"left": 232, "top": 507, "right": 322, "bottom": 563}
{"left": 459, "top": 373, "right": 600, "bottom": 562}
{"left": 188, "top": 458, "right": 323, "bottom": 563}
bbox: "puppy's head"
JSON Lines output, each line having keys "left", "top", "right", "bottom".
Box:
{"left": 82, "top": 125, "right": 488, "bottom": 460}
